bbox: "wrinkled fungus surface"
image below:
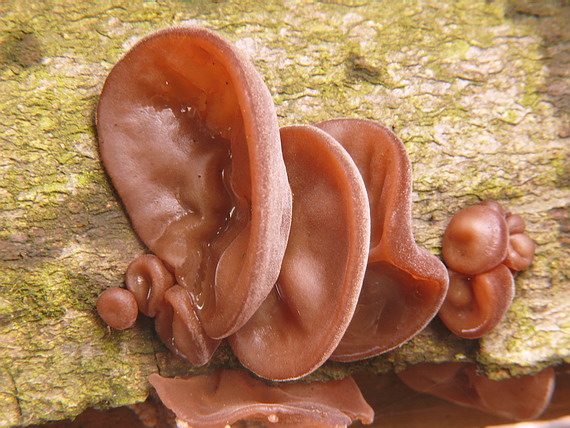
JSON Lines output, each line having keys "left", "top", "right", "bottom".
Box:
{"left": 397, "top": 362, "right": 555, "bottom": 421}
{"left": 230, "top": 125, "right": 370, "bottom": 380}
{"left": 150, "top": 370, "right": 374, "bottom": 427}
{"left": 439, "top": 200, "right": 536, "bottom": 338}
{"left": 97, "top": 26, "right": 292, "bottom": 341}
{"left": 315, "top": 118, "right": 449, "bottom": 361}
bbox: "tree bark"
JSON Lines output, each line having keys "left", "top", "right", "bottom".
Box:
{"left": 1, "top": 0, "right": 568, "bottom": 425}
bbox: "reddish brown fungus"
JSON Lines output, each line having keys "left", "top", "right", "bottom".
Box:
{"left": 504, "top": 232, "right": 536, "bottom": 271}
{"left": 164, "top": 285, "right": 220, "bottom": 365}
{"left": 439, "top": 200, "right": 536, "bottom": 338}
{"left": 397, "top": 362, "right": 555, "bottom": 421}
{"left": 438, "top": 265, "right": 514, "bottom": 338}
{"left": 314, "top": 118, "right": 448, "bottom": 361}
{"left": 442, "top": 204, "right": 509, "bottom": 275}
{"left": 96, "top": 287, "right": 138, "bottom": 330}
{"left": 125, "top": 254, "right": 175, "bottom": 318}
{"left": 229, "top": 125, "right": 370, "bottom": 380}
{"left": 97, "top": 26, "right": 292, "bottom": 341}
{"left": 149, "top": 370, "right": 374, "bottom": 427}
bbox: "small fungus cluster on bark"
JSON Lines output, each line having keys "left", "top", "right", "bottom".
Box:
{"left": 438, "top": 199, "right": 536, "bottom": 338}
{"left": 95, "top": 27, "right": 543, "bottom": 427}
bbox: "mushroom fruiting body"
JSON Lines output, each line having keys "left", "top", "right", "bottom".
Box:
{"left": 439, "top": 200, "right": 536, "bottom": 338}
{"left": 315, "top": 118, "right": 449, "bottom": 361}
{"left": 150, "top": 370, "right": 374, "bottom": 427}
{"left": 96, "top": 27, "right": 292, "bottom": 342}
{"left": 229, "top": 124, "right": 370, "bottom": 381}
{"left": 96, "top": 287, "right": 138, "bottom": 330}
{"left": 397, "top": 362, "right": 555, "bottom": 421}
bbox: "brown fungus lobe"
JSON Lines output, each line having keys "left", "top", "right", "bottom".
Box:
{"left": 97, "top": 26, "right": 292, "bottom": 340}
{"left": 397, "top": 362, "right": 555, "bottom": 421}
{"left": 314, "top": 118, "right": 449, "bottom": 361}
{"left": 229, "top": 125, "right": 370, "bottom": 381}
{"left": 442, "top": 204, "right": 509, "bottom": 275}
{"left": 439, "top": 200, "right": 536, "bottom": 338}
{"left": 125, "top": 254, "right": 174, "bottom": 318}
{"left": 438, "top": 265, "right": 514, "bottom": 338}
{"left": 150, "top": 370, "right": 374, "bottom": 428}
{"left": 96, "top": 287, "right": 138, "bottom": 330}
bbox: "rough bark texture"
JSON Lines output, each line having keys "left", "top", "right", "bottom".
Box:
{"left": 0, "top": 0, "right": 568, "bottom": 426}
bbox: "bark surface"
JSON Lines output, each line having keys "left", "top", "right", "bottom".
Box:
{"left": 0, "top": 0, "right": 568, "bottom": 425}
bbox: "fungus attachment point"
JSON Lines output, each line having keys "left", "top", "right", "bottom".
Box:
{"left": 150, "top": 370, "right": 374, "bottom": 427}
{"left": 97, "top": 26, "right": 292, "bottom": 343}
{"left": 439, "top": 200, "right": 536, "bottom": 338}
{"left": 314, "top": 118, "right": 449, "bottom": 361}
{"left": 230, "top": 125, "right": 370, "bottom": 380}
{"left": 397, "top": 363, "right": 555, "bottom": 421}
{"left": 96, "top": 287, "right": 138, "bottom": 330}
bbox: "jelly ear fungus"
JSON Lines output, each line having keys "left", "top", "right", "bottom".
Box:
{"left": 315, "top": 118, "right": 449, "bottom": 361}
{"left": 150, "top": 370, "right": 374, "bottom": 428}
{"left": 438, "top": 200, "right": 536, "bottom": 338}
{"left": 230, "top": 125, "right": 370, "bottom": 381}
{"left": 397, "top": 362, "right": 555, "bottom": 421}
{"left": 96, "top": 27, "right": 292, "bottom": 341}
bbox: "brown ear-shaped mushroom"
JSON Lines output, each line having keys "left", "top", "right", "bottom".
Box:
{"left": 125, "top": 254, "right": 175, "bottom": 318}
{"left": 124, "top": 254, "right": 219, "bottom": 365}
{"left": 314, "top": 118, "right": 449, "bottom": 361}
{"left": 439, "top": 200, "right": 536, "bottom": 338}
{"left": 97, "top": 27, "right": 292, "bottom": 339}
{"left": 397, "top": 362, "right": 555, "bottom": 421}
{"left": 150, "top": 370, "right": 374, "bottom": 427}
{"left": 441, "top": 204, "right": 509, "bottom": 275}
{"left": 229, "top": 125, "right": 370, "bottom": 380}
{"left": 504, "top": 213, "right": 536, "bottom": 271}
{"left": 438, "top": 265, "right": 514, "bottom": 338}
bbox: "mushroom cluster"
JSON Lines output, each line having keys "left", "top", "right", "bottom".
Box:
{"left": 95, "top": 26, "right": 541, "bottom": 426}
{"left": 438, "top": 200, "right": 536, "bottom": 338}
{"left": 397, "top": 362, "right": 554, "bottom": 420}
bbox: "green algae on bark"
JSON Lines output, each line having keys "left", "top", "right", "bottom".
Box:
{"left": 1, "top": 0, "right": 569, "bottom": 425}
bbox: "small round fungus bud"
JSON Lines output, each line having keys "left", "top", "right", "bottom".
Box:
{"left": 505, "top": 213, "right": 526, "bottom": 234}
{"left": 442, "top": 205, "right": 508, "bottom": 275}
{"left": 96, "top": 287, "right": 138, "bottom": 330}
{"left": 504, "top": 233, "right": 536, "bottom": 271}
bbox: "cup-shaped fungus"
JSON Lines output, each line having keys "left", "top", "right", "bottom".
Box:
{"left": 397, "top": 362, "right": 555, "bottom": 421}
{"left": 150, "top": 370, "right": 374, "bottom": 427}
{"left": 441, "top": 204, "right": 509, "bottom": 275}
{"left": 229, "top": 125, "right": 370, "bottom": 380}
{"left": 438, "top": 265, "right": 514, "bottom": 338}
{"left": 97, "top": 27, "right": 292, "bottom": 340}
{"left": 314, "top": 118, "right": 449, "bottom": 361}
{"left": 439, "top": 200, "right": 536, "bottom": 338}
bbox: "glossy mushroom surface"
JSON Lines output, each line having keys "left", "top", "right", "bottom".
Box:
{"left": 150, "top": 370, "right": 374, "bottom": 427}
{"left": 125, "top": 254, "right": 220, "bottom": 365}
{"left": 439, "top": 200, "right": 536, "bottom": 338}
{"left": 314, "top": 118, "right": 449, "bottom": 361}
{"left": 397, "top": 362, "right": 555, "bottom": 421}
{"left": 442, "top": 205, "right": 509, "bottom": 275}
{"left": 97, "top": 26, "right": 292, "bottom": 340}
{"left": 229, "top": 125, "right": 370, "bottom": 380}
{"left": 438, "top": 265, "right": 514, "bottom": 338}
